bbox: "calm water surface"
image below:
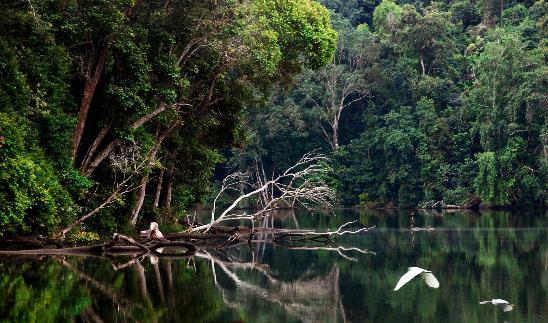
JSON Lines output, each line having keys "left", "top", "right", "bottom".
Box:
{"left": 0, "top": 209, "right": 546, "bottom": 322}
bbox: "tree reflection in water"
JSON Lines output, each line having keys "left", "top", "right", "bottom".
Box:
{"left": 0, "top": 209, "right": 546, "bottom": 322}
{"left": 198, "top": 250, "right": 348, "bottom": 323}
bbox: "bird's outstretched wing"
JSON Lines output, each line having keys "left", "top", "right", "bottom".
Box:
{"left": 394, "top": 267, "right": 424, "bottom": 291}
{"left": 479, "top": 299, "right": 514, "bottom": 312}
{"left": 421, "top": 272, "right": 440, "bottom": 288}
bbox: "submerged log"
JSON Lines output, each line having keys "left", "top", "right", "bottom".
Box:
{"left": 0, "top": 222, "right": 373, "bottom": 261}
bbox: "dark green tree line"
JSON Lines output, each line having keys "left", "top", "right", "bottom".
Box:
{"left": 234, "top": 0, "right": 546, "bottom": 208}
{"left": 0, "top": 0, "right": 337, "bottom": 236}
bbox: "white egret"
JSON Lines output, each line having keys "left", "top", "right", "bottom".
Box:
{"left": 394, "top": 267, "right": 440, "bottom": 291}
{"left": 140, "top": 222, "right": 165, "bottom": 240}
{"left": 479, "top": 299, "right": 515, "bottom": 312}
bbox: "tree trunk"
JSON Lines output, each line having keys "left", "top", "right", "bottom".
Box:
{"left": 71, "top": 41, "right": 111, "bottom": 164}
{"left": 164, "top": 174, "right": 173, "bottom": 211}
{"left": 80, "top": 122, "right": 111, "bottom": 172}
{"left": 56, "top": 190, "right": 118, "bottom": 238}
{"left": 331, "top": 119, "right": 339, "bottom": 150}
{"left": 81, "top": 103, "right": 177, "bottom": 177}
{"left": 483, "top": 0, "right": 496, "bottom": 27}
{"left": 130, "top": 176, "right": 148, "bottom": 226}
{"left": 500, "top": 0, "right": 504, "bottom": 25}
{"left": 72, "top": 0, "right": 143, "bottom": 166}
{"left": 131, "top": 122, "right": 179, "bottom": 226}
{"left": 420, "top": 50, "right": 426, "bottom": 75}
{"left": 82, "top": 139, "right": 121, "bottom": 176}
{"left": 130, "top": 123, "right": 179, "bottom": 225}
{"left": 131, "top": 103, "right": 170, "bottom": 129}
{"left": 153, "top": 169, "right": 164, "bottom": 208}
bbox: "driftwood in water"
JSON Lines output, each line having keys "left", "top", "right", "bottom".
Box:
{"left": 0, "top": 221, "right": 374, "bottom": 262}
{"left": 0, "top": 230, "right": 195, "bottom": 258}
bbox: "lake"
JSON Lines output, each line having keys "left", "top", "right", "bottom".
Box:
{"left": 0, "top": 209, "right": 546, "bottom": 322}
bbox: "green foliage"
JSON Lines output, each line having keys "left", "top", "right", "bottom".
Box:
{"left": 0, "top": 0, "right": 338, "bottom": 235}
{"left": 474, "top": 152, "right": 509, "bottom": 205}
{"left": 0, "top": 2, "right": 86, "bottom": 235}
{"left": 464, "top": 27, "right": 546, "bottom": 206}
{"left": 67, "top": 231, "right": 100, "bottom": 244}
{"left": 358, "top": 192, "right": 370, "bottom": 205}
{"left": 373, "top": 0, "right": 402, "bottom": 33}
{"left": 0, "top": 113, "right": 77, "bottom": 235}
{"left": 248, "top": 0, "right": 338, "bottom": 72}
{"left": 0, "top": 261, "right": 90, "bottom": 322}
{"left": 321, "top": 0, "right": 381, "bottom": 26}
{"left": 450, "top": 0, "right": 481, "bottom": 29}
{"left": 238, "top": 0, "right": 546, "bottom": 208}
{"left": 0, "top": 0, "right": 545, "bottom": 238}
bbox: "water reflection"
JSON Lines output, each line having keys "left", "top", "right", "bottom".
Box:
{"left": 198, "top": 250, "right": 346, "bottom": 322}
{"left": 0, "top": 209, "right": 546, "bottom": 322}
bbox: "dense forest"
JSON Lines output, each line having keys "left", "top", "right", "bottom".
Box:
{"left": 0, "top": 0, "right": 546, "bottom": 237}
{"left": 235, "top": 0, "right": 547, "bottom": 208}
{"left": 0, "top": 0, "right": 337, "bottom": 237}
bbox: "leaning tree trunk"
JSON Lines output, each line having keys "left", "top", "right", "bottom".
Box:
{"left": 130, "top": 122, "right": 179, "bottom": 225}
{"left": 71, "top": 41, "right": 111, "bottom": 164}
{"left": 72, "top": 0, "right": 144, "bottom": 165}
{"left": 81, "top": 103, "right": 174, "bottom": 176}
{"left": 80, "top": 122, "right": 111, "bottom": 172}
{"left": 153, "top": 169, "right": 164, "bottom": 208}
{"left": 82, "top": 138, "right": 121, "bottom": 176}
{"left": 130, "top": 176, "right": 149, "bottom": 226}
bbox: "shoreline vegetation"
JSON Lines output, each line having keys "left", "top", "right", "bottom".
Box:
{"left": 1, "top": 0, "right": 546, "bottom": 240}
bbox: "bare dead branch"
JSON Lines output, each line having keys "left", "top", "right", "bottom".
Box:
{"left": 191, "top": 152, "right": 335, "bottom": 232}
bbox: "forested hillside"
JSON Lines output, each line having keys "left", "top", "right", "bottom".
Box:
{"left": 0, "top": 1, "right": 546, "bottom": 238}
{"left": 234, "top": 0, "right": 547, "bottom": 208}
{"left": 0, "top": 0, "right": 337, "bottom": 236}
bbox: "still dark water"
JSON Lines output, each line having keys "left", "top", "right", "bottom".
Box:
{"left": 0, "top": 209, "right": 546, "bottom": 322}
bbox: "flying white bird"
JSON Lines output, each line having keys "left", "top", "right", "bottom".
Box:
{"left": 479, "top": 299, "right": 515, "bottom": 312}
{"left": 394, "top": 267, "right": 440, "bottom": 291}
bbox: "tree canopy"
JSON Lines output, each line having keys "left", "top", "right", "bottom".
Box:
{"left": 233, "top": 0, "right": 547, "bottom": 208}
{"left": 0, "top": 0, "right": 337, "bottom": 236}
{"left": 0, "top": 0, "right": 546, "bottom": 237}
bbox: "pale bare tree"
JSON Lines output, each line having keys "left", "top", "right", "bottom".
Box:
{"left": 191, "top": 152, "right": 336, "bottom": 232}
{"left": 299, "top": 23, "right": 374, "bottom": 150}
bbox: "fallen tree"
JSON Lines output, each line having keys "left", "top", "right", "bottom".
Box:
{"left": 0, "top": 221, "right": 374, "bottom": 261}
{"left": 53, "top": 151, "right": 336, "bottom": 240}
{"left": 192, "top": 152, "right": 336, "bottom": 232}
{"left": 1, "top": 153, "right": 374, "bottom": 260}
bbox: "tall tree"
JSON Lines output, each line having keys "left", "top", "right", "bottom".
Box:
{"left": 298, "top": 16, "right": 374, "bottom": 150}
